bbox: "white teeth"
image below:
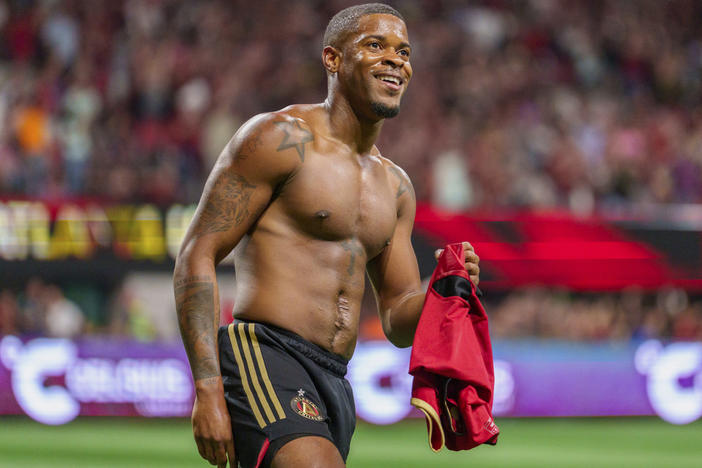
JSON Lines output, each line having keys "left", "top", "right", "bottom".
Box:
{"left": 378, "top": 75, "right": 400, "bottom": 85}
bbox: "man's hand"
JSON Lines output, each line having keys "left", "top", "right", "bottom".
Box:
{"left": 192, "top": 377, "right": 236, "bottom": 467}
{"left": 434, "top": 241, "right": 480, "bottom": 285}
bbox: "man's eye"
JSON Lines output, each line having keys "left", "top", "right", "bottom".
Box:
{"left": 399, "top": 50, "right": 410, "bottom": 57}
{"left": 369, "top": 42, "right": 381, "bottom": 49}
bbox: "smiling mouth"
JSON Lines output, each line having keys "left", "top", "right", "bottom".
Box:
{"left": 374, "top": 74, "right": 403, "bottom": 90}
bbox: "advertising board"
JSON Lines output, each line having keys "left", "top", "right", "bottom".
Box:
{"left": 2, "top": 336, "right": 700, "bottom": 426}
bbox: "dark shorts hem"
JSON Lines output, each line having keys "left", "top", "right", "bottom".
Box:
{"left": 262, "top": 432, "right": 338, "bottom": 468}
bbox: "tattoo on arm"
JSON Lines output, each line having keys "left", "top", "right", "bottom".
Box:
{"left": 193, "top": 173, "right": 257, "bottom": 237}
{"left": 175, "top": 280, "right": 219, "bottom": 381}
{"left": 237, "top": 128, "right": 263, "bottom": 161}
{"left": 174, "top": 275, "right": 211, "bottom": 287}
{"left": 275, "top": 120, "right": 314, "bottom": 162}
{"left": 389, "top": 166, "right": 416, "bottom": 200}
{"left": 341, "top": 239, "right": 364, "bottom": 276}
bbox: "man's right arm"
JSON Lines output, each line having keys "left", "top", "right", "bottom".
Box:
{"left": 173, "top": 113, "right": 305, "bottom": 466}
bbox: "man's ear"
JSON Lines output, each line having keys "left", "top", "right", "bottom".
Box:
{"left": 322, "top": 46, "right": 341, "bottom": 74}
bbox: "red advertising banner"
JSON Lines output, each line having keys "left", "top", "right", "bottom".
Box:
{"left": 414, "top": 204, "right": 702, "bottom": 291}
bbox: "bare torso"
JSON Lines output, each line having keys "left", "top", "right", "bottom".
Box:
{"left": 233, "top": 104, "right": 401, "bottom": 359}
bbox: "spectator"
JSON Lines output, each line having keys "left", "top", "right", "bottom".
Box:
{"left": 44, "top": 284, "right": 85, "bottom": 338}
{"left": 0, "top": 290, "right": 19, "bottom": 335}
{"left": 0, "top": 0, "right": 701, "bottom": 210}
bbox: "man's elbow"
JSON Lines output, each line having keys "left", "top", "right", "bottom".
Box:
{"left": 173, "top": 248, "right": 191, "bottom": 283}
{"left": 174, "top": 238, "right": 215, "bottom": 275}
{"left": 379, "top": 291, "right": 424, "bottom": 348}
{"left": 388, "top": 334, "right": 413, "bottom": 348}
{"left": 381, "top": 321, "right": 414, "bottom": 348}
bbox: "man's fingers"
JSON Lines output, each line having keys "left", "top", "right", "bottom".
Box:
{"left": 195, "top": 439, "right": 208, "bottom": 462}
{"left": 436, "top": 244, "right": 478, "bottom": 261}
{"left": 207, "top": 449, "right": 217, "bottom": 466}
{"left": 470, "top": 274, "right": 480, "bottom": 286}
{"left": 465, "top": 251, "right": 479, "bottom": 265}
{"left": 203, "top": 437, "right": 222, "bottom": 466}
{"left": 195, "top": 438, "right": 216, "bottom": 465}
{"left": 213, "top": 442, "right": 228, "bottom": 467}
{"left": 226, "top": 439, "right": 236, "bottom": 468}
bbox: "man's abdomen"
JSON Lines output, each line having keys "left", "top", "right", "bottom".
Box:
{"left": 231, "top": 230, "right": 367, "bottom": 359}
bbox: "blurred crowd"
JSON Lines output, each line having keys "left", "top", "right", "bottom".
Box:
{"left": 2, "top": 278, "right": 701, "bottom": 342}
{"left": 485, "top": 287, "right": 702, "bottom": 342}
{"left": 1, "top": 0, "right": 702, "bottom": 211}
{"left": 0, "top": 278, "right": 86, "bottom": 338}
{"left": 360, "top": 286, "right": 702, "bottom": 342}
{"left": 2, "top": 0, "right": 702, "bottom": 344}
{"left": 0, "top": 277, "right": 158, "bottom": 340}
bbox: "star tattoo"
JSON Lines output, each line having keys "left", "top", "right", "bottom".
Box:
{"left": 275, "top": 120, "right": 314, "bottom": 162}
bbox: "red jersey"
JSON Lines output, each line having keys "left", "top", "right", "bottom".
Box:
{"left": 409, "top": 243, "right": 499, "bottom": 451}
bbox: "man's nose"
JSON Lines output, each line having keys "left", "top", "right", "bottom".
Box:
{"left": 382, "top": 51, "right": 405, "bottom": 68}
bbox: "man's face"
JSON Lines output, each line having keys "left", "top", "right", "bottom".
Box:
{"left": 339, "top": 14, "right": 412, "bottom": 120}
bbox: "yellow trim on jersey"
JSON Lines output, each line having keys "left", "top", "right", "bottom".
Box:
{"left": 411, "top": 397, "right": 445, "bottom": 452}
{"left": 228, "top": 323, "right": 266, "bottom": 428}
{"left": 237, "top": 323, "right": 276, "bottom": 424}
{"left": 247, "top": 323, "right": 286, "bottom": 420}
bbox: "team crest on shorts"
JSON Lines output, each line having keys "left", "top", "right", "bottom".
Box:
{"left": 290, "top": 389, "right": 324, "bottom": 421}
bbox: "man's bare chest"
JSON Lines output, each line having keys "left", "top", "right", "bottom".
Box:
{"left": 276, "top": 151, "right": 398, "bottom": 256}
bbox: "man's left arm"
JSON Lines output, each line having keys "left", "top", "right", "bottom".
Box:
{"left": 367, "top": 166, "right": 480, "bottom": 348}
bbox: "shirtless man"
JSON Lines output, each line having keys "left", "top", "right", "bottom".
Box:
{"left": 174, "top": 4, "right": 480, "bottom": 468}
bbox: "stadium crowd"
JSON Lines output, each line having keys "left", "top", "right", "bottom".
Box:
{"left": 2, "top": 0, "right": 702, "bottom": 344}
{"left": 0, "top": 277, "right": 157, "bottom": 340}
{"left": 2, "top": 278, "right": 701, "bottom": 342}
{"left": 484, "top": 287, "right": 702, "bottom": 341}
{"left": 1, "top": 0, "right": 702, "bottom": 211}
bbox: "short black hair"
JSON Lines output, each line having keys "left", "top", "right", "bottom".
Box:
{"left": 323, "top": 3, "right": 404, "bottom": 49}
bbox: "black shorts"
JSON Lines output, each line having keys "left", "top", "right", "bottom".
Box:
{"left": 218, "top": 319, "right": 356, "bottom": 468}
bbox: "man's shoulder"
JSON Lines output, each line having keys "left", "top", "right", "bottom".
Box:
{"left": 373, "top": 152, "right": 416, "bottom": 207}
{"left": 273, "top": 103, "right": 322, "bottom": 122}
{"left": 244, "top": 104, "right": 320, "bottom": 137}
{"left": 238, "top": 106, "right": 314, "bottom": 141}
{"left": 228, "top": 105, "right": 321, "bottom": 166}
{"left": 373, "top": 151, "right": 412, "bottom": 187}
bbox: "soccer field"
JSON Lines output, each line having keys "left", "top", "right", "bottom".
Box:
{"left": 0, "top": 417, "right": 700, "bottom": 467}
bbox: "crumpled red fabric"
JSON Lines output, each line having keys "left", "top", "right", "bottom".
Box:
{"left": 409, "top": 242, "right": 499, "bottom": 451}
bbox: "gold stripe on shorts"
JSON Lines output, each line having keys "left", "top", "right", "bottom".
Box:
{"left": 228, "top": 323, "right": 266, "bottom": 428}
{"left": 247, "top": 323, "right": 286, "bottom": 420}
{"left": 237, "top": 323, "right": 277, "bottom": 424}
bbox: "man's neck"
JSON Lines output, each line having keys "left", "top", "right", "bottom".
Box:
{"left": 324, "top": 93, "right": 384, "bottom": 155}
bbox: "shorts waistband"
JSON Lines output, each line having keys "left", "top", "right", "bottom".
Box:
{"left": 234, "top": 319, "right": 349, "bottom": 378}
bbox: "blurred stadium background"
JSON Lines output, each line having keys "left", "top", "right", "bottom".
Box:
{"left": 1, "top": 0, "right": 702, "bottom": 466}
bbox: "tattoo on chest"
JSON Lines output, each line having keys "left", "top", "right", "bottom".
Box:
{"left": 389, "top": 166, "right": 416, "bottom": 200}
{"left": 275, "top": 120, "right": 314, "bottom": 162}
{"left": 194, "top": 173, "right": 256, "bottom": 236}
{"left": 341, "top": 239, "right": 364, "bottom": 276}
{"left": 175, "top": 281, "right": 218, "bottom": 380}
